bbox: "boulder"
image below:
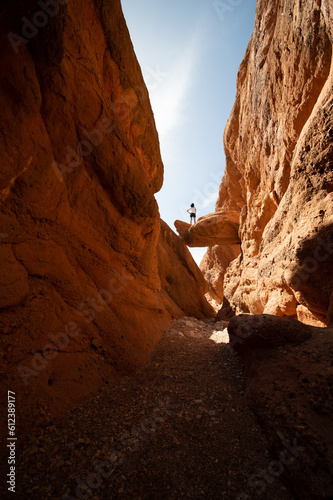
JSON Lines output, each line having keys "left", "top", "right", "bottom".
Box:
{"left": 227, "top": 313, "right": 333, "bottom": 500}
{"left": 174, "top": 220, "right": 191, "bottom": 238}
{"left": 175, "top": 211, "right": 240, "bottom": 247}
{"left": 228, "top": 314, "right": 313, "bottom": 353}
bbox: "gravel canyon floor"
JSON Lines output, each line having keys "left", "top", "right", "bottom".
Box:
{"left": 13, "top": 318, "right": 298, "bottom": 500}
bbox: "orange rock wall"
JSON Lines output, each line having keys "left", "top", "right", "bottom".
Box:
{"left": 202, "top": 0, "right": 333, "bottom": 325}
{"left": 158, "top": 220, "right": 214, "bottom": 317}
{"left": 200, "top": 244, "right": 240, "bottom": 301}
{"left": 0, "top": 0, "right": 212, "bottom": 428}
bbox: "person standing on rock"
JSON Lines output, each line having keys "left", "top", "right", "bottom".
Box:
{"left": 187, "top": 203, "right": 197, "bottom": 225}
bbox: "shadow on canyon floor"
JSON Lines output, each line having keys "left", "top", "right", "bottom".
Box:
{"left": 6, "top": 318, "right": 295, "bottom": 500}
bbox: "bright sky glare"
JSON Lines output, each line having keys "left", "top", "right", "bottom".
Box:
{"left": 121, "top": 0, "right": 257, "bottom": 265}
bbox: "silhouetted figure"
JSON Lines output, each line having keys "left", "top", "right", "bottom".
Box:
{"left": 187, "top": 203, "right": 197, "bottom": 225}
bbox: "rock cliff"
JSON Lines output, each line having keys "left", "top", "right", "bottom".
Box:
{"left": 0, "top": 0, "right": 213, "bottom": 430}
{"left": 201, "top": 0, "right": 333, "bottom": 325}
{"left": 197, "top": 5, "right": 333, "bottom": 490}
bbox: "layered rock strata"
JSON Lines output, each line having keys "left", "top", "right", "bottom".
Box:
{"left": 0, "top": 0, "right": 213, "bottom": 430}
{"left": 201, "top": 0, "right": 333, "bottom": 326}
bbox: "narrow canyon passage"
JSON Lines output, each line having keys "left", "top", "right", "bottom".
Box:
{"left": 1, "top": 0, "right": 332, "bottom": 499}
{"left": 17, "top": 318, "right": 295, "bottom": 500}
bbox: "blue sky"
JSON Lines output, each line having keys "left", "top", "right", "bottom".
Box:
{"left": 121, "top": 0, "right": 257, "bottom": 264}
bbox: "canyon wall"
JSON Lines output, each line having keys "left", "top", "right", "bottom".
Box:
{"left": 201, "top": 0, "right": 333, "bottom": 326}
{"left": 0, "top": 0, "right": 213, "bottom": 429}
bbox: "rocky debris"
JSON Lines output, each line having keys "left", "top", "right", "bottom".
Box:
{"left": 227, "top": 314, "right": 333, "bottom": 499}
{"left": 13, "top": 318, "right": 295, "bottom": 500}
{"left": 91, "top": 339, "right": 103, "bottom": 350}
{"left": 0, "top": 0, "right": 212, "bottom": 437}
{"left": 165, "top": 316, "right": 229, "bottom": 343}
{"left": 201, "top": 0, "right": 333, "bottom": 326}
{"left": 165, "top": 329, "right": 185, "bottom": 338}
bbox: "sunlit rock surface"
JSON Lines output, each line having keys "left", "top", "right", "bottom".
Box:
{"left": 199, "top": 244, "right": 240, "bottom": 301}
{"left": 201, "top": 0, "right": 333, "bottom": 326}
{"left": 175, "top": 211, "right": 240, "bottom": 247}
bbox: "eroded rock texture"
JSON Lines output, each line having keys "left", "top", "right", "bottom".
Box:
{"left": 201, "top": 0, "right": 333, "bottom": 326}
{"left": 0, "top": 0, "right": 212, "bottom": 429}
{"left": 158, "top": 220, "right": 214, "bottom": 318}
{"left": 199, "top": 245, "right": 240, "bottom": 302}
{"left": 174, "top": 217, "right": 240, "bottom": 302}
{"left": 174, "top": 211, "right": 241, "bottom": 247}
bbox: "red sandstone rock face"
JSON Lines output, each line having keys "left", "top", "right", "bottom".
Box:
{"left": 175, "top": 211, "right": 241, "bottom": 247}
{"left": 201, "top": 0, "right": 333, "bottom": 326}
{"left": 199, "top": 244, "right": 240, "bottom": 301}
{"left": 158, "top": 220, "right": 214, "bottom": 318}
{"left": 0, "top": 0, "right": 212, "bottom": 430}
{"left": 174, "top": 218, "right": 240, "bottom": 302}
